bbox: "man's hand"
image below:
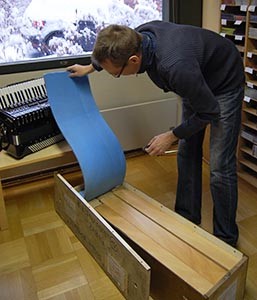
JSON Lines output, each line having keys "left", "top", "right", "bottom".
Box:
{"left": 144, "top": 131, "right": 178, "bottom": 156}
{"left": 67, "top": 64, "right": 95, "bottom": 77}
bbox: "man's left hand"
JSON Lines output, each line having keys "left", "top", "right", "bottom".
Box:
{"left": 144, "top": 131, "right": 178, "bottom": 156}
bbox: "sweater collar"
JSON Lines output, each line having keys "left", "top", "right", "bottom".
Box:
{"left": 137, "top": 31, "right": 156, "bottom": 74}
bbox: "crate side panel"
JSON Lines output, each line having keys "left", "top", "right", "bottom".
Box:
{"left": 54, "top": 174, "right": 151, "bottom": 300}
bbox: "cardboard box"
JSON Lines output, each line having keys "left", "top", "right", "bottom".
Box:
{"left": 54, "top": 174, "right": 248, "bottom": 300}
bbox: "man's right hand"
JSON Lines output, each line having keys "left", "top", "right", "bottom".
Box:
{"left": 67, "top": 64, "right": 95, "bottom": 77}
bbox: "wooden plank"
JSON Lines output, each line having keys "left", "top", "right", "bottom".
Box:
{"left": 97, "top": 192, "right": 228, "bottom": 289}
{"left": 54, "top": 174, "right": 151, "bottom": 300}
{"left": 95, "top": 201, "right": 211, "bottom": 298}
{"left": 0, "top": 141, "right": 77, "bottom": 180}
{"left": 113, "top": 184, "right": 243, "bottom": 267}
{"left": 95, "top": 185, "right": 248, "bottom": 300}
{"left": 0, "top": 179, "right": 8, "bottom": 230}
{"left": 94, "top": 186, "right": 248, "bottom": 300}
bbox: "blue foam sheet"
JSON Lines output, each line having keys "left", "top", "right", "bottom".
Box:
{"left": 44, "top": 71, "right": 126, "bottom": 201}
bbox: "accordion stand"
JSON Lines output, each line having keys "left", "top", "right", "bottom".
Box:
{"left": 0, "top": 140, "right": 79, "bottom": 230}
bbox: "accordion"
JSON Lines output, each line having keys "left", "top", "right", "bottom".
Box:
{"left": 0, "top": 77, "right": 63, "bottom": 159}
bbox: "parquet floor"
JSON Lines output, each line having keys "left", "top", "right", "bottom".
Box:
{"left": 0, "top": 153, "right": 256, "bottom": 300}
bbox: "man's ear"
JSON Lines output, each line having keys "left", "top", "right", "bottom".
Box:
{"left": 128, "top": 54, "right": 141, "bottom": 64}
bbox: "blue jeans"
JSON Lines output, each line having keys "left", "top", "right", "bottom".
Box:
{"left": 175, "top": 86, "right": 243, "bottom": 246}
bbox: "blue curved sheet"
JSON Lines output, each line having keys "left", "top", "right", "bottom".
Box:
{"left": 44, "top": 71, "right": 126, "bottom": 201}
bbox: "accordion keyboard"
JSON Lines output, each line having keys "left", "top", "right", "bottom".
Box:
{"left": 0, "top": 78, "right": 63, "bottom": 159}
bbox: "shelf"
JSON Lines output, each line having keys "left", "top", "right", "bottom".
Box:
{"left": 220, "top": 4, "right": 248, "bottom": 11}
{"left": 242, "top": 107, "right": 257, "bottom": 115}
{"left": 237, "top": 45, "right": 245, "bottom": 52}
{"left": 248, "top": 35, "right": 257, "bottom": 40}
{"left": 244, "top": 95, "right": 257, "bottom": 103}
{"left": 0, "top": 140, "right": 77, "bottom": 181}
{"left": 247, "top": 49, "right": 257, "bottom": 55}
{"left": 240, "top": 146, "right": 256, "bottom": 157}
{"left": 220, "top": 32, "right": 245, "bottom": 40}
{"left": 245, "top": 66, "right": 257, "bottom": 73}
{"left": 245, "top": 97, "right": 257, "bottom": 103}
{"left": 239, "top": 158, "right": 257, "bottom": 172}
{"left": 238, "top": 170, "right": 257, "bottom": 188}
{"left": 221, "top": 18, "right": 246, "bottom": 24}
{"left": 246, "top": 79, "right": 257, "bottom": 87}
{"left": 242, "top": 120, "right": 257, "bottom": 130}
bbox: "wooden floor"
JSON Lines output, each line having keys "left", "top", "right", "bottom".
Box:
{"left": 0, "top": 153, "right": 256, "bottom": 300}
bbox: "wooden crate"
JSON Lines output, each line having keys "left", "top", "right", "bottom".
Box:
{"left": 54, "top": 174, "right": 248, "bottom": 300}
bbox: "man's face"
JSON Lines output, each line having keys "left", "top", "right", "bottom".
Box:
{"left": 100, "top": 55, "right": 141, "bottom": 78}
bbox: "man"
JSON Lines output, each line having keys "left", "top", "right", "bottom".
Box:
{"left": 67, "top": 21, "right": 244, "bottom": 247}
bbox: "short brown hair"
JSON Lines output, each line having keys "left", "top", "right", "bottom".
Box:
{"left": 92, "top": 25, "right": 142, "bottom": 66}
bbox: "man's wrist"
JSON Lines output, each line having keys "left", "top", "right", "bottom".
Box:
{"left": 169, "top": 129, "right": 179, "bottom": 145}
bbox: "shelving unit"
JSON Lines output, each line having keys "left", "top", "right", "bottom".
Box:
{"left": 220, "top": 0, "right": 249, "bottom": 58}
{"left": 219, "top": 1, "right": 257, "bottom": 187}
{"left": 238, "top": 0, "right": 257, "bottom": 187}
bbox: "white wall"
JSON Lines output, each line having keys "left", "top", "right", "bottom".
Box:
{"left": 0, "top": 67, "right": 176, "bottom": 110}
{"left": 89, "top": 71, "right": 176, "bottom": 110}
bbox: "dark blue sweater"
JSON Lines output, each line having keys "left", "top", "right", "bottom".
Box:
{"left": 136, "top": 21, "right": 245, "bottom": 139}
{"left": 92, "top": 21, "right": 245, "bottom": 139}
